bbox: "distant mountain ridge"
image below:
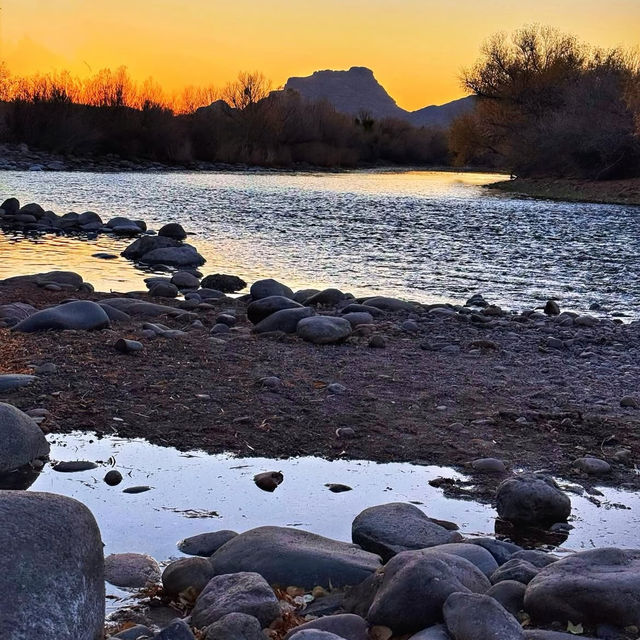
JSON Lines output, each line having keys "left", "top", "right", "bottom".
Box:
{"left": 284, "top": 66, "right": 474, "bottom": 128}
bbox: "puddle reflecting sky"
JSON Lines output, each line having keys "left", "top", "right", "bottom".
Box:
{"left": 25, "top": 433, "right": 640, "bottom": 562}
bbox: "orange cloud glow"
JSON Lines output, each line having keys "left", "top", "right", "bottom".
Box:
{"left": 2, "top": 0, "right": 639, "bottom": 110}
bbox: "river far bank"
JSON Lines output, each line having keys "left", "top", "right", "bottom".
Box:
{"left": 488, "top": 176, "right": 640, "bottom": 206}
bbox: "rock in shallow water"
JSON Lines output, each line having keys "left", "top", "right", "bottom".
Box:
{"left": 0, "top": 491, "right": 104, "bottom": 638}
{"left": 178, "top": 530, "right": 238, "bottom": 556}
{"left": 162, "top": 556, "right": 216, "bottom": 596}
{"left": 12, "top": 300, "right": 110, "bottom": 332}
{"left": 209, "top": 526, "right": 381, "bottom": 589}
{"left": 496, "top": 474, "right": 571, "bottom": 527}
{"left": 0, "top": 402, "right": 50, "bottom": 473}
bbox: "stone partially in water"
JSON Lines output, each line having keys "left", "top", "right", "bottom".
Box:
{"left": 352, "top": 503, "right": 462, "bottom": 561}
{"left": 162, "top": 556, "right": 216, "bottom": 596}
{"left": 496, "top": 474, "right": 571, "bottom": 527}
{"left": 253, "top": 471, "right": 283, "bottom": 492}
{"left": 0, "top": 402, "right": 50, "bottom": 473}
{"left": 52, "top": 460, "right": 99, "bottom": 472}
{"left": 209, "top": 526, "right": 381, "bottom": 589}
{"left": 12, "top": 300, "right": 110, "bottom": 332}
{"left": 0, "top": 491, "right": 104, "bottom": 638}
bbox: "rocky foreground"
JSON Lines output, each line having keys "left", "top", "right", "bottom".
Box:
{"left": 1, "top": 198, "right": 640, "bottom": 638}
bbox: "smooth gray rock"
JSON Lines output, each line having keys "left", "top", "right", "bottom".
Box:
{"left": 523, "top": 633, "right": 597, "bottom": 640}
{"left": 510, "top": 550, "right": 558, "bottom": 568}
{"left": 340, "top": 303, "right": 384, "bottom": 317}
{"left": 112, "top": 623, "right": 154, "bottom": 639}
{"left": 486, "top": 580, "right": 526, "bottom": 616}
{"left": 171, "top": 271, "right": 200, "bottom": 289}
{"left": 573, "top": 457, "right": 611, "bottom": 475}
{"left": 466, "top": 538, "right": 522, "bottom": 566}
{"left": 342, "top": 312, "right": 374, "bottom": 327}
{"left": 304, "top": 288, "right": 346, "bottom": 306}
{"left": 496, "top": 474, "right": 571, "bottom": 526}
{"left": 284, "top": 614, "right": 367, "bottom": 640}
{"left": 421, "top": 543, "right": 499, "bottom": 578}
{"left": 491, "top": 559, "right": 540, "bottom": 585}
{"left": 365, "top": 550, "right": 491, "bottom": 633}
{"left": 352, "top": 503, "right": 462, "bottom": 561}
{"left": 103, "top": 298, "right": 193, "bottom": 318}
{"left": 12, "top": 300, "right": 110, "bottom": 332}
{"left": 156, "top": 619, "right": 196, "bottom": 639}
{"left": 104, "top": 553, "right": 161, "bottom": 588}
{"left": 247, "top": 296, "right": 303, "bottom": 324}
{"left": 140, "top": 245, "right": 205, "bottom": 267}
{"left": 150, "top": 282, "right": 180, "bottom": 298}
{"left": 0, "top": 374, "right": 37, "bottom": 393}
{"left": 162, "top": 557, "right": 216, "bottom": 596}
{"left": 204, "top": 612, "right": 264, "bottom": 640}
{"left": 178, "top": 530, "right": 238, "bottom": 556}
{"left": 288, "top": 632, "right": 344, "bottom": 640}
{"left": 98, "top": 303, "right": 132, "bottom": 323}
{"left": 524, "top": 548, "right": 640, "bottom": 626}
{"left": 252, "top": 306, "right": 314, "bottom": 334}
{"left": 443, "top": 592, "right": 523, "bottom": 640}
{"left": 209, "top": 526, "right": 381, "bottom": 589}
{"left": 53, "top": 460, "right": 99, "bottom": 472}
{"left": 0, "top": 302, "right": 37, "bottom": 324}
{"left": 408, "top": 625, "right": 451, "bottom": 640}
{"left": 362, "top": 296, "right": 415, "bottom": 312}
{"left": 0, "top": 403, "right": 50, "bottom": 473}
{"left": 0, "top": 491, "right": 104, "bottom": 638}
{"left": 297, "top": 316, "right": 352, "bottom": 345}
{"left": 250, "top": 278, "right": 294, "bottom": 300}
{"left": 293, "top": 289, "right": 320, "bottom": 303}
{"left": 471, "top": 458, "right": 506, "bottom": 473}
{"left": 191, "top": 571, "right": 280, "bottom": 628}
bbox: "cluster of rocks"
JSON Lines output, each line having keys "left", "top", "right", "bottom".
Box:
{"left": 96, "top": 500, "right": 640, "bottom": 639}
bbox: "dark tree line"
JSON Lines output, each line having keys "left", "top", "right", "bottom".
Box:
{"left": 449, "top": 26, "right": 640, "bottom": 179}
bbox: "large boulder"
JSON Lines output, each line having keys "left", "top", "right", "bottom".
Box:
{"left": 121, "top": 235, "right": 182, "bottom": 261}
{"left": 201, "top": 274, "right": 247, "bottom": 293}
{"left": 524, "top": 548, "right": 640, "bottom": 626}
{"left": 365, "top": 550, "right": 491, "bottom": 633}
{"left": 0, "top": 403, "right": 50, "bottom": 472}
{"left": 139, "top": 245, "right": 206, "bottom": 267}
{"left": 1, "top": 197, "right": 20, "bottom": 215}
{"left": 0, "top": 491, "right": 104, "bottom": 638}
{"left": 443, "top": 592, "right": 523, "bottom": 640}
{"left": 250, "top": 279, "right": 294, "bottom": 300}
{"left": 297, "top": 316, "right": 352, "bottom": 345}
{"left": 12, "top": 300, "right": 110, "bottom": 332}
{"left": 247, "top": 296, "right": 303, "bottom": 324}
{"left": 252, "top": 307, "right": 314, "bottom": 334}
{"left": 496, "top": 474, "right": 571, "bottom": 527}
{"left": 352, "top": 503, "right": 462, "bottom": 561}
{"left": 190, "top": 571, "right": 280, "bottom": 628}
{"left": 209, "top": 526, "right": 381, "bottom": 589}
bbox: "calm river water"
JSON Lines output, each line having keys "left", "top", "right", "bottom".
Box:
{"left": 0, "top": 169, "right": 638, "bottom": 315}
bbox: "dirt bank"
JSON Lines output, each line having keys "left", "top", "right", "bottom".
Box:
{"left": 487, "top": 177, "right": 640, "bottom": 206}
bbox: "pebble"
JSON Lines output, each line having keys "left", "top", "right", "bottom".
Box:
{"left": 368, "top": 335, "right": 386, "bottom": 349}
{"left": 114, "top": 338, "right": 143, "bottom": 354}
{"left": 573, "top": 457, "right": 611, "bottom": 475}
{"left": 620, "top": 396, "right": 639, "bottom": 408}
{"left": 261, "top": 376, "right": 281, "bottom": 390}
{"left": 104, "top": 470, "right": 123, "bottom": 486}
{"left": 52, "top": 461, "right": 99, "bottom": 472}
{"left": 122, "top": 486, "right": 152, "bottom": 494}
{"left": 471, "top": 458, "right": 506, "bottom": 473}
{"left": 253, "top": 471, "right": 283, "bottom": 492}
{"left": 327, "top": 383, "right": 347, "bottom": 394}
{"left": 34, "top": 363, "right": 57, "bottom": 375}
{"left": 326, "top": 484, "right": 352, "bottom": 493}
{"left": 335, "top": 427, "right": 356, "bottom": 438}
{"left": 211, "top": 323, "right": 231, "bottom": 335}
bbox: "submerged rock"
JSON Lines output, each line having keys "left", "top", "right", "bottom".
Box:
{"left": 209, "top": 526, "right": 381, "bottom": 589}
{"left": 178, "top": 530, "right": 238, "bottom": 557}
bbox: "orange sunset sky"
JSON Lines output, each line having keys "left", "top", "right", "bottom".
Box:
{"left": 2, "top": 0, "right": 639, "bottom": 110}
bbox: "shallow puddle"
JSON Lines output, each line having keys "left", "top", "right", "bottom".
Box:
{"left": 16, "top": 432, "right": 640, "bottom": 562}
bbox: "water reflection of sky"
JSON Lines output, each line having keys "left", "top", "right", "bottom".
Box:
{"left": 1, "top": 169, "right": 639, "bottom": 316}
{"left": 28, "top": 433, "right": 640, "bottom": 562}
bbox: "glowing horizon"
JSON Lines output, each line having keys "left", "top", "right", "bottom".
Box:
{"left": 2, "top": 0, "right": 639, "bottom": 111}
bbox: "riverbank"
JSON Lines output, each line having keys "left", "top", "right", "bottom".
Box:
{"left": 488, "top": 177, "right": 640, "bottom": 206}
{"left": 1, "top": 273, "right": 638, "bottom": 500}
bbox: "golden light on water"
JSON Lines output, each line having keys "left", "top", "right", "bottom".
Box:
{"left": 2, "top": 0, "right": 639, "bottom": 110}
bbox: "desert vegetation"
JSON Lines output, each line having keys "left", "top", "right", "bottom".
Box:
{"left": 0, "top": 65, "right": 448, "bottom": 168}
{"left": 450, "top": 25, "right": 640, "bottom": 179}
